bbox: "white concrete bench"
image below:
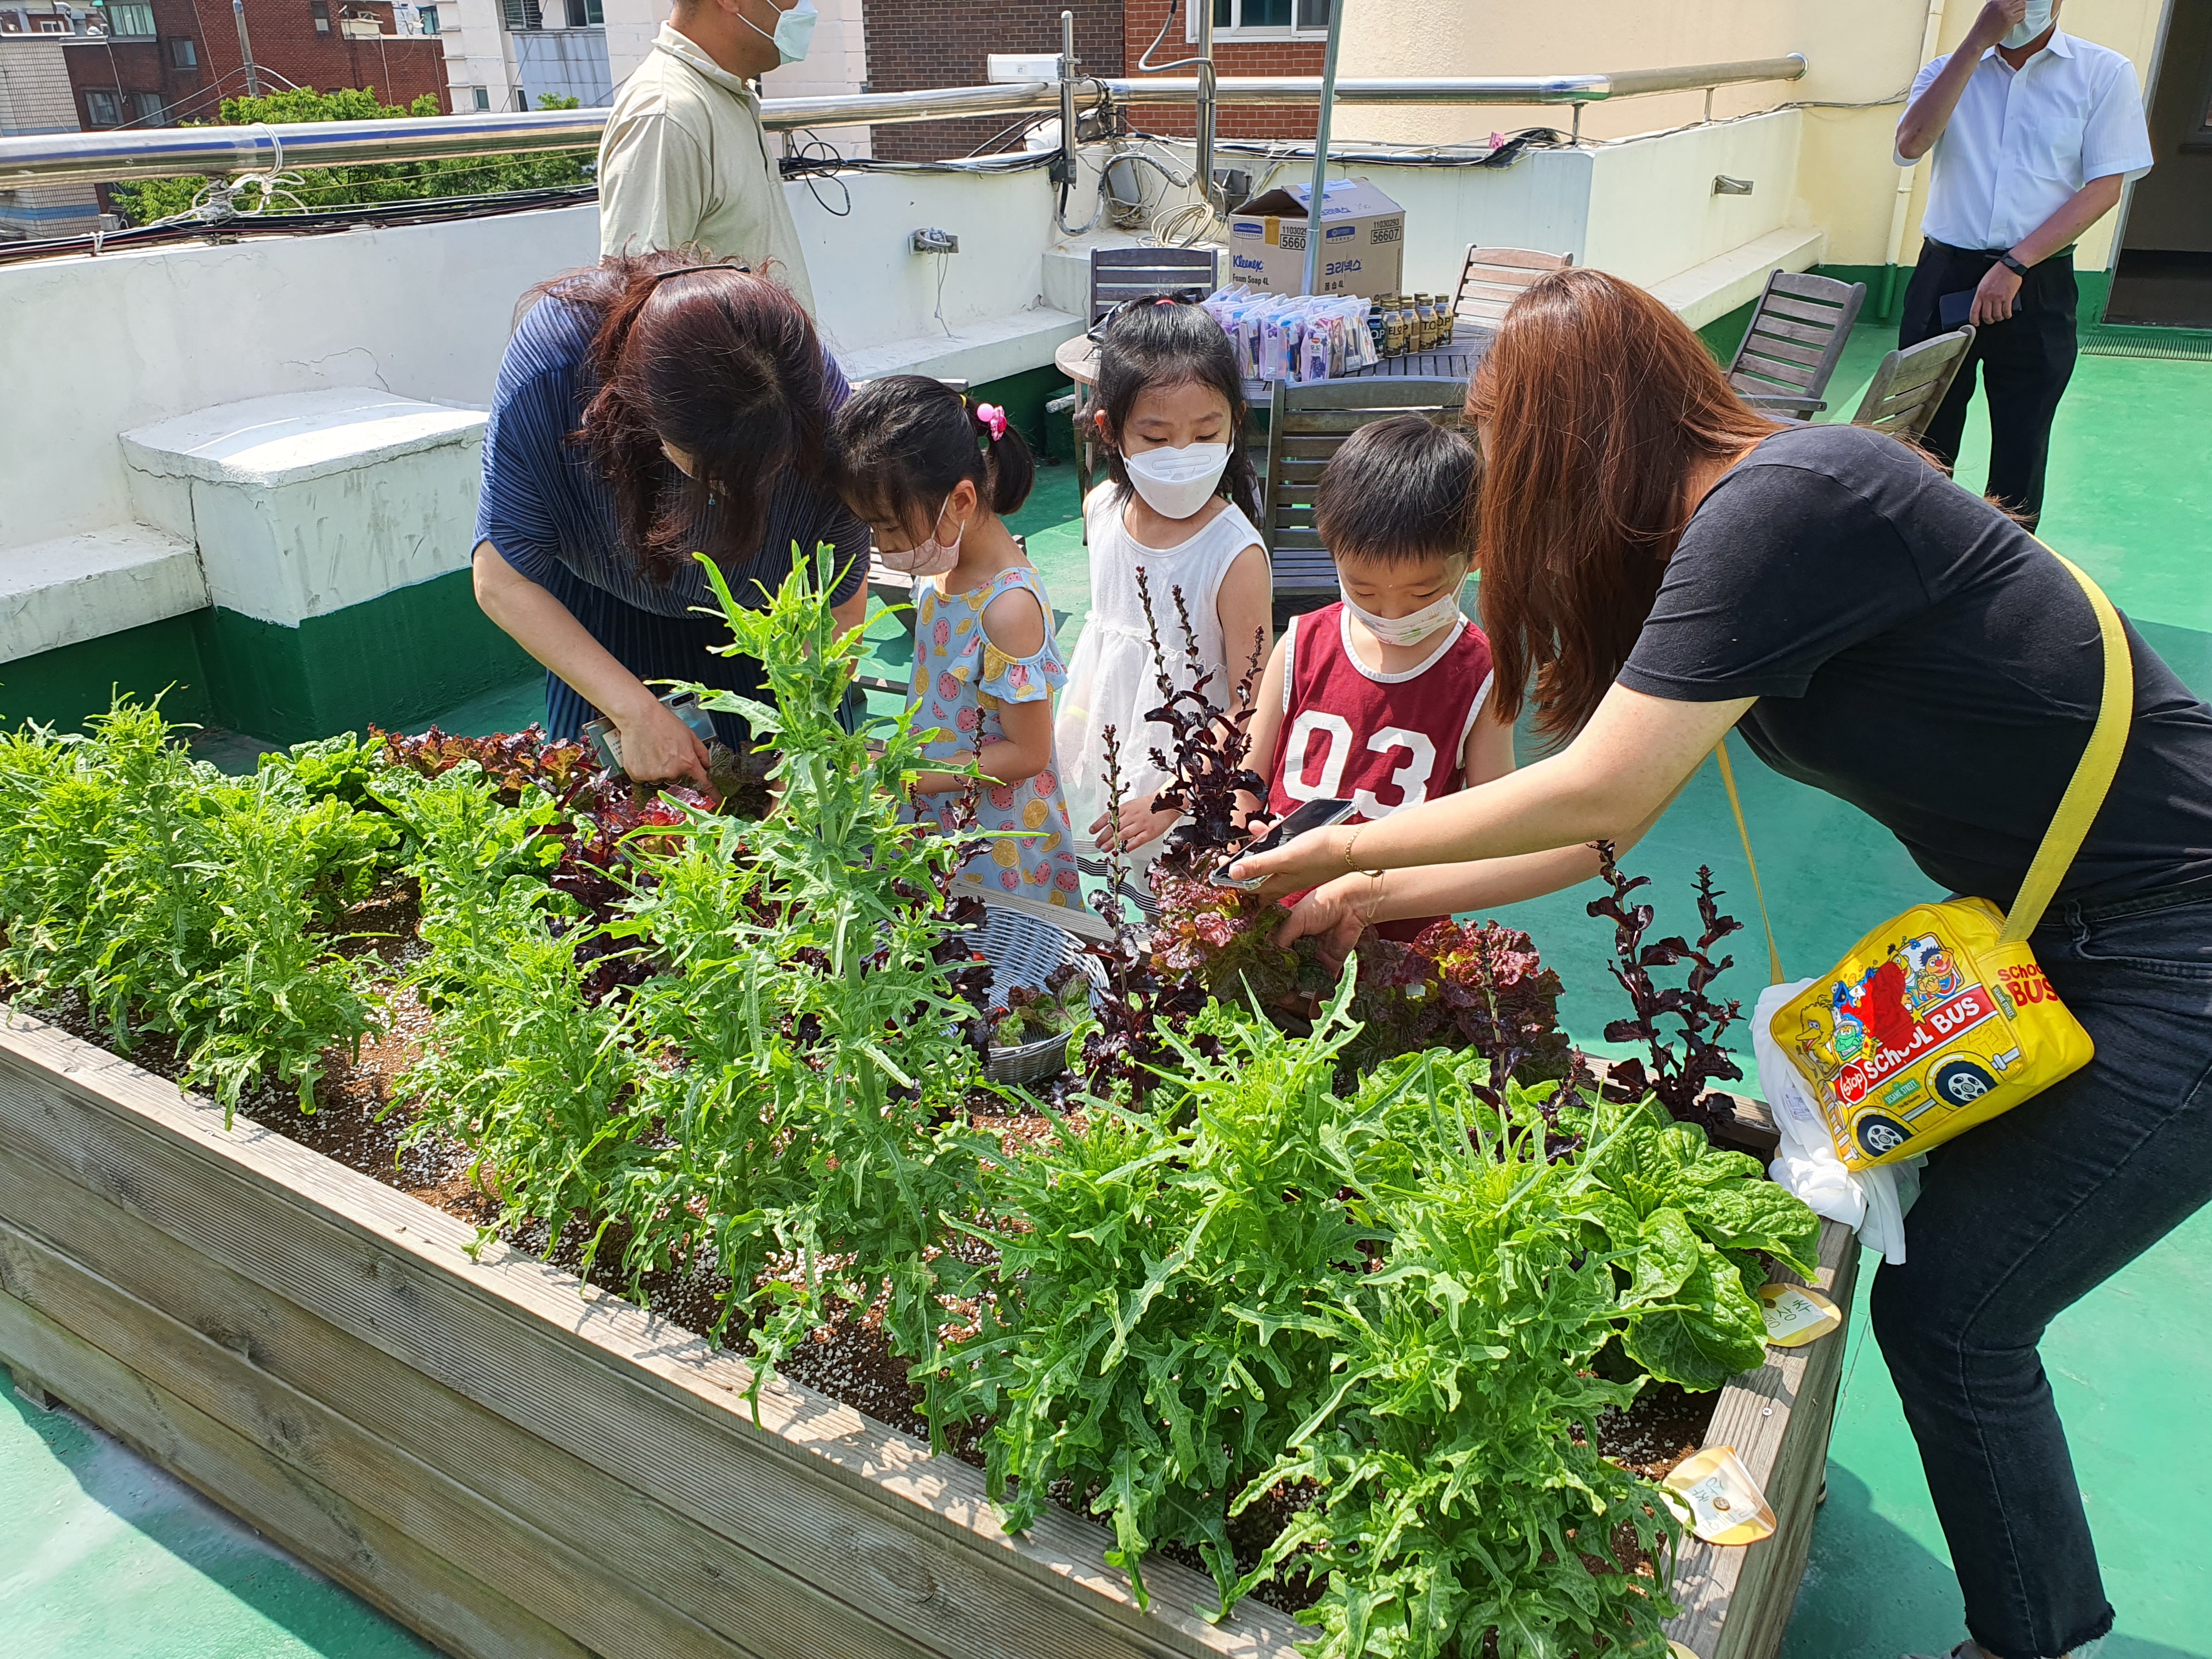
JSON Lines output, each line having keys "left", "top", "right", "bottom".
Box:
{"left": 120, "top": 387, "right": 486, "bottom": 631}
{"left": 0, "top": 524, "right": 206, "bottom": 666}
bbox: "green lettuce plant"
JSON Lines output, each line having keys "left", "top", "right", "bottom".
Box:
{"left": 0, "top": 701, "right": 391, "bottom": 1122}
{"left": 941, "top": 969, "right": 1409, "bottom": 1612}
{"left": 1231, "top": 1084, "right": 1685, "bottom": 1659}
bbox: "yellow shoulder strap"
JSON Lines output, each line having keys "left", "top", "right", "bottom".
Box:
{"left": 1714, "top": 735, "right": 1786, "bottom": 986}
{"left": 2001, "top": 551, "right": 2133, "bottom": 943}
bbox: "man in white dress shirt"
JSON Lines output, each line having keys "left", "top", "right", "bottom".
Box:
{"left": 1894, "top": 0, "right": 2153, "bottom": 528}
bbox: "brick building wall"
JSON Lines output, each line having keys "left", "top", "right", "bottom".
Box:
{"left": 1122, "top": 0, "right": 1321, "bottom": 141}
{"left": 861, "top": 0, "right": 1122, "bottom": 162}
{"left": 110, "top": 0, "right": 451, "bottom": 121}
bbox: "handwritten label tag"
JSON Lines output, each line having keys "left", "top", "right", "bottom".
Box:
{"left": 1757, "top": 1282, "right": 1843, "bottom": 1347}
{"left": 1663, "top": 1445, "right": 1778, "bottom": 1545}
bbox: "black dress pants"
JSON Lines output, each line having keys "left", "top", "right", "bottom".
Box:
{"left": 1898, "top": 240, "right": 2079, "bottom": 531}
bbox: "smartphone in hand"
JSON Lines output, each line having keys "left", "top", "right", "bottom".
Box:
{"left": 1209, "top": 798, "right": 1358, "bottom": 890}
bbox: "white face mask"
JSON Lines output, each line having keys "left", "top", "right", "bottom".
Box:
{"left": 1343, "top": 589, "right": 1463, "bottom": 649}
{"left": 741, "top": 0, "right": 817, "bottom": 66}
{"left": 1121, "top": 442, "right": 1229, "bottom": 521}
{"left": 2001, "top": 0, "right": 2055, "bottom": 49}
{"left": 874, "top": 495, "right": 963, "bottom": 578}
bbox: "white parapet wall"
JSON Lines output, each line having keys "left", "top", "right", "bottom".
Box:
{"left": 0, "top": 124, "right": 1831, "bottom": 733}
{"left": 1132, "top": 109, "right": 1815, "bottom": 319}
{"left": 0, "top": 162, "right": 1090, "bottom": 732}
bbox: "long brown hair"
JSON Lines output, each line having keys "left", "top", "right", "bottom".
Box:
{"left": 529, "top": 250, "right": 830, "bottom": 583}
{"left": 1470, "top": 268, "right": 1782, "bottom": 740}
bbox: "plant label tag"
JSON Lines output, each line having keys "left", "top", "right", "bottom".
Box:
{"left": 1671, "top": 1644, "right": 1704, "bottom": 1659}
{"left": 1663, "top": 1446, "right": 1778, "bottom": 1545}
{"left": 1757, "top": 1282, "right": 1843, "bottom": 1347}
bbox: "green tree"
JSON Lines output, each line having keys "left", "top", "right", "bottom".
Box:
{"left": 110, "top": 89, "right": 593, "bottom": 225}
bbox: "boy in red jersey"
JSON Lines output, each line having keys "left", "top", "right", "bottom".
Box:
{"left": 1245, "top": 416, "right": 1509, "bottom": 940}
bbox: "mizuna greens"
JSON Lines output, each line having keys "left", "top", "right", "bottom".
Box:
{"left": 0, "top": 703, "right": 390, "bottom": 1122}
{"left": 394, "top": 548, "right": 997, "bottom": 1397}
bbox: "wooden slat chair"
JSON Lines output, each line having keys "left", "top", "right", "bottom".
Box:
{"left": 1847, "top": 325, "right": 1976, "bottom": 442}
{"left": 1725, "top": 269, "right": 1866, "bottom": 418}
{"left": 1074, "top": 246, "right": 1222, "bottom": 505}
{"left": 1450, "top": 245, "right": 1573, "bottom": 330}
{"left": 1260, "top": 377, "right": 1467, "bottom": 619}
{"left": 1087, "top": 244, "right": 1222, "bottom": 325}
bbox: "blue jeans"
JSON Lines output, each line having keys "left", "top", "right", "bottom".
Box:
{"left": 1870, "top": 876, "right": 2212, "bottom": 1659}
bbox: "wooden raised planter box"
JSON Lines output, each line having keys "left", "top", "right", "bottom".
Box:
{"left": 0, "top": 1008, "right": 1857, "bottom": 1659}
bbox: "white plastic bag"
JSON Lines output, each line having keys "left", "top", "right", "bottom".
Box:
{"left": 1753, "top": 980, "right": 1923, "bottom": 1265}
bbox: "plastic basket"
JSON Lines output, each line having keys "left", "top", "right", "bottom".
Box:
{"left": 969, "top": 904, "right": 1105, "bottom": 1086}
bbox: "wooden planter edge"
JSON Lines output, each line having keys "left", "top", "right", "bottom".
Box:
{"left": 0, "top": 1007, "right": 1857, "bottom": 1659}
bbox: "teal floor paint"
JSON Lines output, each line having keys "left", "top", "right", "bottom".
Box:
{"left": 0, "top": 1368, "right": 436, "bottom": 1659}
{"left": 10, "top": 336, "right": 2209, "bottom": 1659}
{"left": 1784, "top": 1211, "right": 2212, "bottom": 1659}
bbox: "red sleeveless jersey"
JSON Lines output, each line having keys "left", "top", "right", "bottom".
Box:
{"left": 1266, "top": 604, "right": 1496, "bottom": 940}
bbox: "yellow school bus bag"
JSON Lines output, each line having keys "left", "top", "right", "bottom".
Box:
{"left": 1726, "top": 554, "right": 2131, "bottom": 1173}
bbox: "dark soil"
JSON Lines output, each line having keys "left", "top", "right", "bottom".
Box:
{"left": 12, "top": 912, "right": 1722, "bottom": 1620}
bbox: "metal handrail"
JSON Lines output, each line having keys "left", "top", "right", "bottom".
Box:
{"left": 0, "top": 57, "right": 1806, "bottom": 192}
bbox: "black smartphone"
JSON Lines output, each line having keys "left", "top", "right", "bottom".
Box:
{"left": 1209, "top": 798, "right": 1358, "bottom": 889}
{"left": 1939, "top": 290, "right": 1974, "bottom": 330}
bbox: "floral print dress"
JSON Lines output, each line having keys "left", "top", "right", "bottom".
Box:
{"left": 910, "top": 566, "right": 1085, "bottom": 909}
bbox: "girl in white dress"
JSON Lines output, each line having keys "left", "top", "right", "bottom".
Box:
{"left": 1056, "top": 297, "right": 1272, "bottom": 919}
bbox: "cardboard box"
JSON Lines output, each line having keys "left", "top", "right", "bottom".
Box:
{"left": 1224, "top": 178, "right": 1406, "bottom": 298}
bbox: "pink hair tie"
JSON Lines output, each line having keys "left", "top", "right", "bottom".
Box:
{"left": 975, "top": 402, "right": 1009, "bottom": 440}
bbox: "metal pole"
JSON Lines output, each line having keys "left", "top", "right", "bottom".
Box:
{"left": 1058, "top": 10, "right": 1077, "bottom": 162}
{"left": 1301, "top": 0, "right": 1346, "bottom": 295}
{"left": 1196, "top": 0, "right": 1216, "bottom": 209}
{"left": 233, "top": 0, "right": 262, "bottom": 98}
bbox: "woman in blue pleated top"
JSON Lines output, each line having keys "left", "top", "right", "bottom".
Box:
{"left": 472, "top": 249, "right": 868, "bottom": 786}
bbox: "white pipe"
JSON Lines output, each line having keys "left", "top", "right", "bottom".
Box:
{"left": 1882, "top": 0, "right": 1946, "bottom": 317}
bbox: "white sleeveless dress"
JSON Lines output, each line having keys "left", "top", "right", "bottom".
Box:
{"left": 1055, "top": 485, "right": 1267, "bottom": 915}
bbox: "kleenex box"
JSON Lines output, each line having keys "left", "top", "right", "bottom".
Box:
{"left": 1224, "top": 178, "right": 1405, "bottom": 297}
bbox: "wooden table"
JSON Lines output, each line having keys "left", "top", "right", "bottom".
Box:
{"left": 1053, "top": 318, "right": 1496, "bottom": 397}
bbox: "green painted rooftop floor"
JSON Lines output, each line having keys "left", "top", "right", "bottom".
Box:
{"left": 9, "top": 317, "right": 2210, "bottom": 1657}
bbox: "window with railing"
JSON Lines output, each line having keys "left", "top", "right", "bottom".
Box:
{"left": 501, "top": 0, "right": 543, "bottom": 30}
{"left": 1193, "top": 0, "right": 1332, "bottom": 37}
{"left": 168, "top": 35, "right": 196, "bottom": 67}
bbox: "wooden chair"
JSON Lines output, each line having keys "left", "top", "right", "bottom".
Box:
{"left": 1725, "top": 269, "right": 1866, "bottom": 418}
{"left": 1086, "top": 244, "right": 1221, "bottom": 325}
{"left": 1449, "top": 245, "right": 1573, "bottom": 330}
{"left": 1259, "top": 377, "right": 1466, "bottom": 619}
{"left": 1848, "top": 325, "right": 1975, "bottom": 442}
{"left": 1074, "top": 245, "right": 1223, "bottom": 504}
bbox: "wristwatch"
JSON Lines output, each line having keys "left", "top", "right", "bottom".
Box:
{"left": 1999, "top": 251, "right": 2031, "bottom": 279}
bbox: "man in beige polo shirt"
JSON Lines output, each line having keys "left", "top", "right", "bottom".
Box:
{"left": 597, "top": 0, "right": 819, "bottom": 315}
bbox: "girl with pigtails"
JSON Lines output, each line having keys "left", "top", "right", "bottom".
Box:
{"left": 830, "top": 377, "right": 1085, "bottom": 911}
